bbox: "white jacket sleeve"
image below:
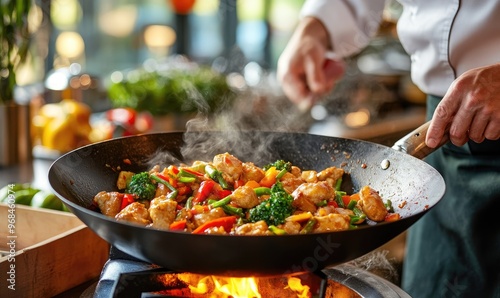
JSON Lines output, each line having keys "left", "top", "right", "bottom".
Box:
{"left": 301, "top": 0, "right": 386, "bottom": 57}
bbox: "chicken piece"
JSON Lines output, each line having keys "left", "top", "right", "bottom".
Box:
{"left": 335, "top": 207, "right": 355, "bottom": 217}
{"left": 289, "top": 166, "right": 302, "bottom": 177}
{"left": 242, "top": 162, "right": 265, "bottom": 182}
{"left": 281, "top": 172, "right": 305, "bottom": 194}
{"left": 116, "top": 171, "right": 134, "bottom": 190}
{"left": 213, "top": 153, "right": 243, "bottom": 184}
{"left": 301, "top": 170, "right": 318, "bottom": 183}
{"left": 314, "top": 213, "right": 350, "bottom": 232}
{"left": 231, "top": 185, "right": 260, "bottom": 208}
{"left": 115, "top": 202, "right": 151, "bottom": 226}
{"left": 317, "top": 167, "right": 344, "bottom": 188}
{"left": 177, "top": 207, "right": 191, "bottom": 219}
{"left": 192, "top": 207, "right": 226, "bottom": 228}
{"left": 234, "top": 220, "right": 272, "bottom": 235}
{"left": 148, "top": 196, "right": 178, "bottom": 230}
{"left": 315, "top": 205, "right": 338, "bottom": 217}
{"left": 358, "top": 186, "right": 388, "bottom": 222}
{"left": 93, "top": 191, "right": 123, "bottom": 217}
{"left": 204, "top": 226, "right": 228, "bottom": 235}
{"left": 154, "top": 182, "right": 170, "bottom": 198}
{"left": 191, "top": 160, "right": 208, "bottom": 169}
{"left": 282, "top": 220, "right": 301, "bottom": 234}
{"left": 292, "top": 181, "right": 335, "bottom": 213}
{"left": 149, "top": 165, "right": 161, "bottom": 174}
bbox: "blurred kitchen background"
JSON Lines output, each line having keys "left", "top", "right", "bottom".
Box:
{"left": 4, "top": 0, "right": 426, "bottom": 163}
{"left": 0, "top": 0, "right": 424, "bottom": 287}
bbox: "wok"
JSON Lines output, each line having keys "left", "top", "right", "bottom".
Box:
{"left": 48, "top": 123, "right": 445, "bottom": 277}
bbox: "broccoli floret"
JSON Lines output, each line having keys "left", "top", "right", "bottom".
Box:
{"left": 126, "top": 172, "right": 156, "bottom": 200}
{"left": 263, "top": 160, "right": 292, "bottom": 172}
{"left": 248, "top": 182, "right": 295, "bottom": 226}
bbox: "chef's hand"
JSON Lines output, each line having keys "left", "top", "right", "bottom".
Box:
{"left": 426, "top": 63, "right": 500, "bottom": 148}
{"left": 277, "top": 17, "right": 345, "bottom": 110}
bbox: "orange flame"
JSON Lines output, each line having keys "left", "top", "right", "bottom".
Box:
{"left": 188, "top": 276, "right": 261, "bottom": 298}
{"left": 170, "top": 273, "right": 312, "bottom": 298}
{"left": 286, "top": 277, "right": 311, "bottom": 298}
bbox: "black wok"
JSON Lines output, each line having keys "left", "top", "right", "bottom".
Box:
{"left": 48, "top": 123, "right": 445, "bottom": 277}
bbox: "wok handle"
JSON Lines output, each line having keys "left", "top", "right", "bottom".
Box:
{"left": 392, "top": 121, "right": 449, "bottom": 159}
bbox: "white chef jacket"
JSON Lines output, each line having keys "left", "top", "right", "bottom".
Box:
{"left": 300, "top": 0, "right": 500, "bottom": 97}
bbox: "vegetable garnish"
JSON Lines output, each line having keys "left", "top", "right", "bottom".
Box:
{"left": 151, "top": 174, "right": 178, "bottom": 199}
{"left": 335, "top": 191, "right": 346, "bottom": 208}
{"left": 193, "top": 180, "right": 215, "bottom": 203}
{"left": 269, "top": 225, "right": 287, "bottom": 235}
{"left": 259, "top": 167, "right": 279, "bottom": 188}
{"left": 126, "top": 172, "right": 156, "bottom": 200}
{"left": 120, "top": 193, "right": 135, "bottom": 210}
{"left": 205, "top": 164, "right": 230, "bottom": 190}
{"left": 192, "top": 216, "right": 237, "bottom": 234}
{"left": 93, "top": 153, "right": 401, "bottom": 235}
{"left": 300, "top": 218, "right": 317, "bottom": 234}
{"left": 170, "top": 220, "right": 187, "bottom": 230}
{"left": 248, "top": 182, "right": 294, "bottom": 226}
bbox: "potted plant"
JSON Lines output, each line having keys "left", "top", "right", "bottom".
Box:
{"left": 107, "top": 58, "right": 237, "bottom": 131}
{"left": 0, "top": 0, "right": 33, "bottom": 166}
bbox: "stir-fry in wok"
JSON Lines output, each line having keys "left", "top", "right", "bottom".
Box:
{"left": 92, "top": 153, "right": 400, "bottom": 235}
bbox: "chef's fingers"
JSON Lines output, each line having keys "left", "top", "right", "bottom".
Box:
{"left": 448, "top": 102, "right": 474, "bottom": 146}
{"left": 426, "top": 93, "right": 460, "bottom": 148}
{"left": 323, "top": 58, "right": 346, "bottom": 91}
{"left": 484, "top": 118, "right": 500, "bottom": 140}
{"left": 468, "top": 113, "right": 489, "bottom": 143}
{"left": 304, "top": 55, "right": 345, "bottom": 94}
{"left": 304, "top": 53, "right": 329, "bottom": 94}
{"left": 280, "top": 72, "right": 312, "bottom": 106}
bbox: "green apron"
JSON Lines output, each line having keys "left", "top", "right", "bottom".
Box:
{"left": 402, "top": 95, "right": 500, "bottom": 297}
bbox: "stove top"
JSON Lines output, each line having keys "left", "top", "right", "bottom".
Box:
{"left": 90, "top": 247, "right": 410, "bottom": 298}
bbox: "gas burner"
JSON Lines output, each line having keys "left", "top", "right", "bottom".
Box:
{"left": 93, "top": 247, "right": 410, "bottom": 298}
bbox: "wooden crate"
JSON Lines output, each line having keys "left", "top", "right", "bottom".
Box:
{"left": 0, "top": 204, "right": 109, "bottom": 297}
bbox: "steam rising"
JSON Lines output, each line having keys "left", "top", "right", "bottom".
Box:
{"left": 148, "top": 64, "right": 314, "bottom": 167}
{"left": 145, "top": 49, "right": 398, "bottom": 168}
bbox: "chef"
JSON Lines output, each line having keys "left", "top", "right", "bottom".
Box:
{"left": 277, "top": 0, "right": 500, "bottom": 297}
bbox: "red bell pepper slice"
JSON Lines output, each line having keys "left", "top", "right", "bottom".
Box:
{"left": 327, "top": 201, "right": 339, "bottom": 208}
{"left": 177, "top": 185, "right": 192, "bottom": 196}
{"left": 216, "top": 189, "right": 232, "bottom": 199}
{"left": 169, "top": 220, "right": 187, "bottom": 230}
{"left": 192, "top": 216, "right": 237, "bottom": 234}
{"left": 193, "top": 180, "right": 215, "bottom": 203}
{"left": 342, "top": 195, "right": 351, "bottom": 207}
{"left": 234, "top": 179, "right": 245, "bottom": 189}
{"left": 182, "top": 168, "right": 204, "bottom": 177}
{"left": 168, "top": 165, "right": 180, "bottom": 175}
{"left": 156, "top": 173, "right": 178, "bottom": 189}
{"left": 120, "top": 193, "right": 135, "bottom": 210}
